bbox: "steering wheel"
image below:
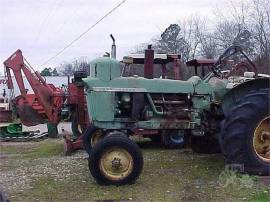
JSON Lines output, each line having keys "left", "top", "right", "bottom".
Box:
{"left": 211, "top": 45, "right": 258, "bottom": 78}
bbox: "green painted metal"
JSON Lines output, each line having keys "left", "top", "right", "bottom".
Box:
{"left": 83, "top": 56, "right": 268, "bottom": 133}
{"left": 6, "top": 123, "right": 22, "bottom": 134}
{"left": 0, "top": 123, "right": 27, "bottom": 138}
{"left": 84, "top": 76, "right": 194, "bottom": 93}
{"left": 87, "top": 91, "right": 115, "bottom": 121}
{"left": 89, "top": 57, "right": 121, "bottom": 81}
{"left": 47, "top": 122, "right": 58, "bottom": 138}
{"left": 83, "top": 56, "right": 224, "bottom": 130}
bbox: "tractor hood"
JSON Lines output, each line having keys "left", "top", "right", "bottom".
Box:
{"left": 83, "top": 75, "right": 213, "bottom": 95}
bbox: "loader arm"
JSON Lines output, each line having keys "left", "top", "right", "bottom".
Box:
{"left": 3, "top": 49, "right": 64, "bottom": 126}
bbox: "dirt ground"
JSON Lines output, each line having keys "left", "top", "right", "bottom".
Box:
{"left": 0, "top": 137, "right": 269, "bottom": 202}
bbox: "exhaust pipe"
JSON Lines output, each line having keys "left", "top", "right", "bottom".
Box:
{"left": 144, "top": 45, "right": 154, "bottom": 79}
{"left": 110, "top": 34, "right": 116, "bottom": 59}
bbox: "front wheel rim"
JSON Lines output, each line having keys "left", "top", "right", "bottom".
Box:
{"left": 99, "top": 147, "right": 134, "bottom": 181}
{"left": 253, "top": 116, "right": 270, "bottom": 163}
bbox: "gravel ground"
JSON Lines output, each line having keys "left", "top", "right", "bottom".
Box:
{"left": 0, "top": 139, "right": 269, "bottom": 202}
{"left": 0, "top": 150, "right": 88, "bottom": 193}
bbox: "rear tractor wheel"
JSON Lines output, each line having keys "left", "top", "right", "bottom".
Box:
{"left": 220, "top": 89, "right": 270, "bottom": 175}
{"left": 161, "top": 130, "right": 185, "bottom": 149}
{"left": 89, "top": 135, "right": 143, "bottom": 185}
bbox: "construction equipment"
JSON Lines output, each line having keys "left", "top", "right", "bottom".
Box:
{"left": 3, "top": 50, "right": 89, "bottom": 151}
{"left": 83, "top": 44, "right": 270, "bottom": 185}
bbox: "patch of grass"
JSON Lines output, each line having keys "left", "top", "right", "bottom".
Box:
{"left": 1, "top": 139, "right": 64, "bottom": 158}
{"left": 0, "top": 144, "right": 20, "bottom": 154}
{"left": 25, "top": 139, "right": 64, "bottom": 158}
{"left": 218, "top": 169, "right": 257, "bottom": 189}
{"left": 250, "top": 190, "right": 270, "bottom": 202}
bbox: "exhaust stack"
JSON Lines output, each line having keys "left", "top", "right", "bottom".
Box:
{"left": 144, "top": 45, "right": 154, "bottom": 79}
{"left": 110, "top": 34, "right": 116, "bottom": 59}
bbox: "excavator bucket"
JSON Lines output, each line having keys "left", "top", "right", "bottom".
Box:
{"left": 16, "top": 104, "right": 44, "bottom": 126}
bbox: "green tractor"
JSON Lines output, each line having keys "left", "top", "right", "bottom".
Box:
{"left": 83, "top": 44, "right": 270, "bottom": 185}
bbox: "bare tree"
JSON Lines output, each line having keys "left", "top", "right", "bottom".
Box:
{"left": 133, "top": 0, "right": 270, "bottom": 73}
{"left": 59, "top": 57, "right": 90, "bottom": 76}
{"left": 213, "top": 0, "right": 270, "bottom": 73}
{"left": 60, "top": 63, "right": 74, "bottom": 76}
{"left": 250, "top": 0, "right": 270, "bottom": 72}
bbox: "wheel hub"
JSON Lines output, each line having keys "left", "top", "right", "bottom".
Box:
{"left": 253, "top": 116, "right": 270, "bottom": 163}
{"left": 111, "top": 157, "right": 122, "bottom": 169}
{"left": 99, "top": 147, "right": 133, "bottom": 181}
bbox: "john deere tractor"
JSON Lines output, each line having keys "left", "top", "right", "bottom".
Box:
{"left": 83, "top": 44, "right": 270, "bottom": 185}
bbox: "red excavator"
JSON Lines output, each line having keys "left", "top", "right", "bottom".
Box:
{"left": 3, "top": 49, "right": 89, "bottom": 154}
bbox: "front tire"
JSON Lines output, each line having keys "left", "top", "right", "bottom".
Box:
{"left": 220, "top": 89, "right": 270, "bottom": 175}
{"left": 89, "top": 135, "right": 143, "bottom": 185}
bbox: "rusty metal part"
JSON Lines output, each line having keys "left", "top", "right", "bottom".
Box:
{"left": 68, "top": 81, "right": 89, "bottom": 132}
{"left": 144, "top": 45, "right": 154, "bottom": 79}
{"left": 253, "top": 116, "right": 270, "bottom": 163}
{"left": 3, "top": 50, "right": 64, "bottom": 126}
{"left": 0, "top": 110, "right": 12, "bottom": 122}
{"left": 186, "top": 59, "right": 217, "bottom": 78}
{"left": 15, "top": 95, "right": 45, "bottom": 126}
{"left": 63, "top": 133, "right": 84, "bottom": 155}
{"left": 132, "top": 128, "right": 159, "bottom": 135}
{"left": 186, "top": 59, "right": 217, "bottom": 66}
{"left": 226, "top": 61, "right": 257, "bottom": 78}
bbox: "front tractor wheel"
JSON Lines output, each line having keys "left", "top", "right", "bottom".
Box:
{"left": 220, "top": 89, "right": 270, "bottom": 175}
{"left": 89, "top": 135, "right": 143, "bottom": 185}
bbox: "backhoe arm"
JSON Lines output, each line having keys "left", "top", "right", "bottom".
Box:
{"left": 3, "top": 49, "right": 64, "bottom": 126}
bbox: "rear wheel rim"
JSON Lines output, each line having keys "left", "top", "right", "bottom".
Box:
{"left": 99, "top": 147, "right": 133, "bottom": 181}
{"left": 253, "top": 116, "right": 270, "bottom": 163}
{"left": 169, "top": 134, "right": 184, "bottom": 144}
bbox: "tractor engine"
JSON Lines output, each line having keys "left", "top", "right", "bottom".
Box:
{"left": 114, "top": 92, "right": 190, "bottom": 121}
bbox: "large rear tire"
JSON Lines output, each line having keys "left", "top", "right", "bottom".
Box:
{"left": 220, "top": 89, "right": 270, "bottom": 175}
{"left": 89, "top": 135, "right": 143, "bottom": 185}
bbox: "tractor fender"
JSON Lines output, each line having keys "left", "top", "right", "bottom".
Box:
{"left": 222, "top": 77, "right": 270, "bottom": 116}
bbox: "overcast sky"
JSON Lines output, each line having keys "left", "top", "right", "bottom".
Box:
{"left": 0, "top": 0, "right": 228, "bottom": 73}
